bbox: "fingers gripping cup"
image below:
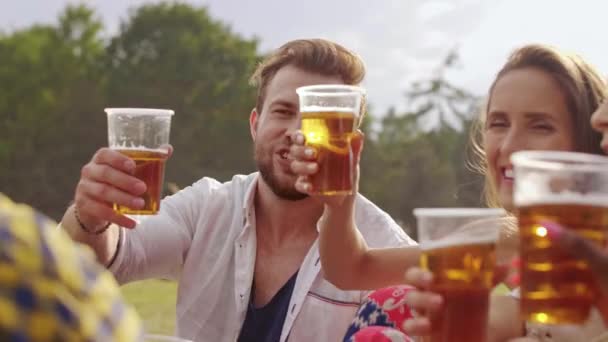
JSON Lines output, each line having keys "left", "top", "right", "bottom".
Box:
{"left": 296, "top": 85, "right": 364, "bottom": 195}
{"left": 414, "top": 208, "right": 507, "bottom": 342}
{"left": 512, "top": 151, "right": 608, "bottom": 325}
{"left": 105, "top": 108, "right": 174, "bottom": 215}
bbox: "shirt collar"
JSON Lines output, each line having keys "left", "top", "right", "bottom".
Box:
{"left": 241, "top": 173, "right": 259, "bottom": 225}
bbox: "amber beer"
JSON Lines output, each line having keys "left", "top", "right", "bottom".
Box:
{"left": 517, "top": 201, "right": 607, "bottom": 324}
{"left": 421, "top": 238, "right": 496, "bottom": 342}
{"left": 113, "top": 149, "right": 168, "bottom": 215}
{"left": 512, "top": 151, "right": 608, "bottom": 325}
{"left": 301, "top": 109, "right": 356, "bottom": 195}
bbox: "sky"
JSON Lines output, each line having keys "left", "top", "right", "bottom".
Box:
{"left": 1, "top": 0, "right": 606, "bottom": 115}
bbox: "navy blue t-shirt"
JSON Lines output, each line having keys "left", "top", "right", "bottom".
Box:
{"left": 237, "top": 271, "right": 299, "bottom": 342}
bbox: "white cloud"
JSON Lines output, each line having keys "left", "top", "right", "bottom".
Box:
{"left": 418, "top": 1, "right": 456, "bottom": 22}
{"left": 446, "top": 0, "right": 608, "bottom": 97}
{"left": 0, "top": 0, "right": 502, "bottom": 115}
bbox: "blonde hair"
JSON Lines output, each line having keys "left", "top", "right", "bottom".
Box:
{"left": 469, "top": 44, "right": 607, "bottom": 208}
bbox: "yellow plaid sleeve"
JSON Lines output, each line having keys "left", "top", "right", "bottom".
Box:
{"left": 0, "top": 194, "right": 142, "bottom": 341}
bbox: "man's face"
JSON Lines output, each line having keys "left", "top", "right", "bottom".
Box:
{"left": 250, "top": 65, "right": 344, "bottom": 200}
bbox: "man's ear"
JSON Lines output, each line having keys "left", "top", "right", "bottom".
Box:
{"left": 250, "top": 107, "right": 259, "bottom": 141}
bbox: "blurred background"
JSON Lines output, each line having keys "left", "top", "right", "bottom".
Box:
{"left": 1, "top": 0, "right": 606, "bottom": 334}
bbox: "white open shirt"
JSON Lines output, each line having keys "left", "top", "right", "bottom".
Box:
{"left": 109, "top": 173, "right": 415, "bottom": 342}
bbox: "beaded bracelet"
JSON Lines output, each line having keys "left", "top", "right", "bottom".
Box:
{"left": 74, "top": 207, "right": 111, "bottom": 235}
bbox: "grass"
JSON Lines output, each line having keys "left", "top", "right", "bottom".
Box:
{"left": 121, "top": 278, "right": 513, "bottom": 337}
{"left": 121, "top": 279, "right": 178, "bottom": 335}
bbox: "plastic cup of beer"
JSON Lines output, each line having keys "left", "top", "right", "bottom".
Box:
{"left": 414, "top": 208, "right": 507, "bottom": 342}
{"left": 511, "top": 151, "right": 608, "bottom": 325}
{"left": 296, "top": 84, "right": 364, "bottom": 195}
{"left": 105, "top": 108, "right": 174, "bottom": 215}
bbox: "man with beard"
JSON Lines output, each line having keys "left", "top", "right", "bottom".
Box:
{"left": 59, "top": 39, "right": 415, "bottom": 342}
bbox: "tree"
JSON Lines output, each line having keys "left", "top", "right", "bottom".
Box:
{"left": 359, "top": 51, "right": 484, "bottom": 237}
{"left": 104, "top": 3, "right": 260, "bottom": 187}
{"left": 0, "top": 2, "right": 261, "bottom": 219}
{"left": 0, "top": 2, "right": 485, "bottom": 229}
{"left": 405, "top": 51, "right": 480, "bottom": 131}
{"left": 0, "top": 4, "right": 106, "bottom": 219}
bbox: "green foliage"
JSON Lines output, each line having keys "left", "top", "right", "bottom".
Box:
{"left": 0, "top": 3, "right": 484, "bottom": 239}
{"left": 0, "top": 4, "right": 107, "bottom": 217}
{"left": 104, "top": 3, "right": 259, "bottom": 184}
{"left": 0, "top": 2, "right": 260, "bottom": 219}
{"left": 360, "top": 53, "right": 484, "bottom": 237}
{"left": 122, "top": 279, "right": 177, "bottom": 335}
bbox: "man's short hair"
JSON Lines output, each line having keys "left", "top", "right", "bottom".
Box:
{"left": 249, "top": 38, "right": 366, "bottom": 112}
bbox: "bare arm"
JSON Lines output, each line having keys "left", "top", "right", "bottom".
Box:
{"left": 62, "top": 146, "right": 197, "bottom": 284}
{"left": 60, "top": 147, "right": 149, "bottom": 265}
{"left": 60, "top": 204, "right": 120, "bottom": 266}
{"left": 291, "top": 130, "right": 419, "bottom": 290}
{"left": 319, "top": 200, "right": 419, "bottom": 290}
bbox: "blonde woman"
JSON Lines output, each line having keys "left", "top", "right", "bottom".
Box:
{"left": 290, "top": 44, "right": 607, "bottom": 341}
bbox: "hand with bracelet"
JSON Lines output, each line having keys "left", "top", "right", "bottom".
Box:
{"left": 60, "top": 145, "right": 172, "bottom": 266}
{"left": 73, "top": 147, "right": 148, "bottom": 233}
{"left": 71, "top": 145, "right": 174, "bottom": 233}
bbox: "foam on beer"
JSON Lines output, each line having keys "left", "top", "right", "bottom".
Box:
{"left": 419, "top": 215, "right": 505, "bottom": 251}
{"left": 109, "top": 144, "right": 169, "bottom": 155}
{"left": 421, "top": 234, "right": 496, "bottom": 251}
{"left": 515, "top": 191, "right": 608, "bottom": 208}
{"left": 300, "top": 106, "right": 357, "bottom": 114}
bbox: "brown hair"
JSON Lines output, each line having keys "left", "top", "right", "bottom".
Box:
{"left": 470, "top": 44, "right": 607, "bottom": 208}
{"left": 249, "top": 38, "right": 366, "bottom": 112}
